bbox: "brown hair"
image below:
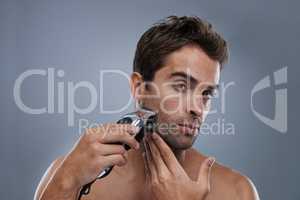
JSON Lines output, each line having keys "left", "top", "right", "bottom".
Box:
{"left": 133, "top": 15, "right": 229, "bottom": 81}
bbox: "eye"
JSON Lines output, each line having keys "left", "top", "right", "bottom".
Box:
{"left": 202, "top": 89, "right": 215, "bottom": 99}
{"left": 173, "top": 83, "right": 187, "bottom": 92}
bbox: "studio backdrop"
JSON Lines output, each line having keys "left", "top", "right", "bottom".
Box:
{"left": 1, "top": 0, "right": 299, "bottom": 199}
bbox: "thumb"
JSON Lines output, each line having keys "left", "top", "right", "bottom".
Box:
{"left": 197, "top": 157, "right": 215, "bottom": 190}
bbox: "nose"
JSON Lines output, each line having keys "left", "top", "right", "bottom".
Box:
{"left": 187, "top": 95, "right": 203, "bottom": 118}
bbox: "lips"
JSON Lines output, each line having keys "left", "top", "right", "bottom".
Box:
{"left": 177, "top": 123, "right": 200, "bottom": 135}
{"left": 178, "top": 123, "right": 200, "bottom": 130}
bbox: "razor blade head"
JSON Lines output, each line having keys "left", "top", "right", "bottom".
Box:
{"left": 117, "top": 107, "right": 157, "bottom": 144}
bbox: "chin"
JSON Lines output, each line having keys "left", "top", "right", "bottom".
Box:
{"left": 160, "top": 133, "right": 197, "bottom": 150}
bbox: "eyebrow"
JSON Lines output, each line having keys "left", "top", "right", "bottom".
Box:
{"left": 169, "top": 71, "right": 219, "bottom": 90}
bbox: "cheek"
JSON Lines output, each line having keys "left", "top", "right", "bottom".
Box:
{"left": 159, "top": 95, "right": 183, "bottom": 114}
{"left": 164, "top": 98, "right": 179, "bottom": 109}
{"left": 158, "top": 88, "right": 189, "bottom": 114}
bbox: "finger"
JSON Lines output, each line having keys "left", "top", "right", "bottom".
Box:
{"left": 197, "top": 157, "right": 215, "bottom": 190}
{"left": 87, "top": 123, "right": 138, "bottom": 135}
{"left": 98, "top": 144, "right": 126, "bottom": 156}
{"left": 111, "top": 124, "right": 140, "bottom": 136}
{"left": 100, "top": 127, "right": 140, "bottom": 150}
{"left": 101, "top": 154, "right": 127, "bottom": 167}
{"left": 144, "top": 137, "right": 157, "bottom": 181}
{"left": 89, "top": 124, "right": 138, "bottom": 136}
{"left": 142, "top": 151, "right": 150, "bottom": 180}
{"left": 147, "top": 134, "right": 169, "bottom": 176}
{"left": 151, "top": 132, "right": 181, "bottom": 172}
{"left": 105, "top": 124, "right": 140, "bottom": 137}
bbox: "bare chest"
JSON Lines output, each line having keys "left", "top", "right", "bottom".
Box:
{"left": 82, "top": 180, "right": 235, "bottom": 200}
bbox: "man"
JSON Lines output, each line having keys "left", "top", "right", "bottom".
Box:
{"left": 34, "top": 16, "right": 260, "bottom": 200}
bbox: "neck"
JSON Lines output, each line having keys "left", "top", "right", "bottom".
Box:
{"left": 172, "top": 148, "right": 187, "bottom": 165}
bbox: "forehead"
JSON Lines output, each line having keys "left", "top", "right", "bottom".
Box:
{"left": 153, "top": 44, "right": 220, "bottom": 85}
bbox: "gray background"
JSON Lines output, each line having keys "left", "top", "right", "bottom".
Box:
{"left": 1, "top": 0, "right": 299, "bottom": 199}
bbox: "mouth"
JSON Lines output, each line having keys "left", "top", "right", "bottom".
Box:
{"left": 177, "top": 123, "right": 200, "bottom": 136}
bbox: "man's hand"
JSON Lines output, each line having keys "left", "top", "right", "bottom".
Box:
{"left": 60, "top": 123, "right": 140, "bottom": 188}
{"left": 142, "top": 132, "right": 215, "bottom": 200}
{"left": 36, "top": 123, "right": 140, "bottom": 200}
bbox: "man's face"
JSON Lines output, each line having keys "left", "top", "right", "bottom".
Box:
{"left": 136, "top": 44, "right": 220, "bottom": 150}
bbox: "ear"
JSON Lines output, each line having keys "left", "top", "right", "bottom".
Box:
{"left": 130, "top": 72, "right": 144, "bottom": 101}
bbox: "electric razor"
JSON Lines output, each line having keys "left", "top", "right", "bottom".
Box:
{"left": 97, "top": 107, "right": 157, "bottom": 179}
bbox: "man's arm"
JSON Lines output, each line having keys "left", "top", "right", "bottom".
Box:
{"left": 235, "top": 175, "right": 260, "bottom": 200}
{"left": 34, "top": 156, "right": 80, "bottom": 200}
{"left": 34, "top": 123, "right": 140, "bottom": 200}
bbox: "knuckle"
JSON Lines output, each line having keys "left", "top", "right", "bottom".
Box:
{"left": 151, "top": 179, "right": 160, "bottom": 187}
{"left": 118, "top": 146, "right": 126, "bottom": 154}
{"left": 108, "top": 123, "right": 119, "bottom": 131}
{"left": 88, "top": 127, "right": 100, "bottom": 134}
{"left": 126, "top": 125, "right": 137, "bottom": 134}
{"left": 85, "top": 126, "right": 102, "bottom": 136}
{"left": 119, "top": 124, "right": 136, "bottom": 135}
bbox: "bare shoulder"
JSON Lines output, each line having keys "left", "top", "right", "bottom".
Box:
{"left": 188, "top": 148, "right": 260, "bottom": 200}
{"left": 34, "top": 156, "right": 65, "bottom": 200}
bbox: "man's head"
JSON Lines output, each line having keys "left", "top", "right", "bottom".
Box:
{"left": 130, "top": 16, "right": 229, "bottom": 150}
